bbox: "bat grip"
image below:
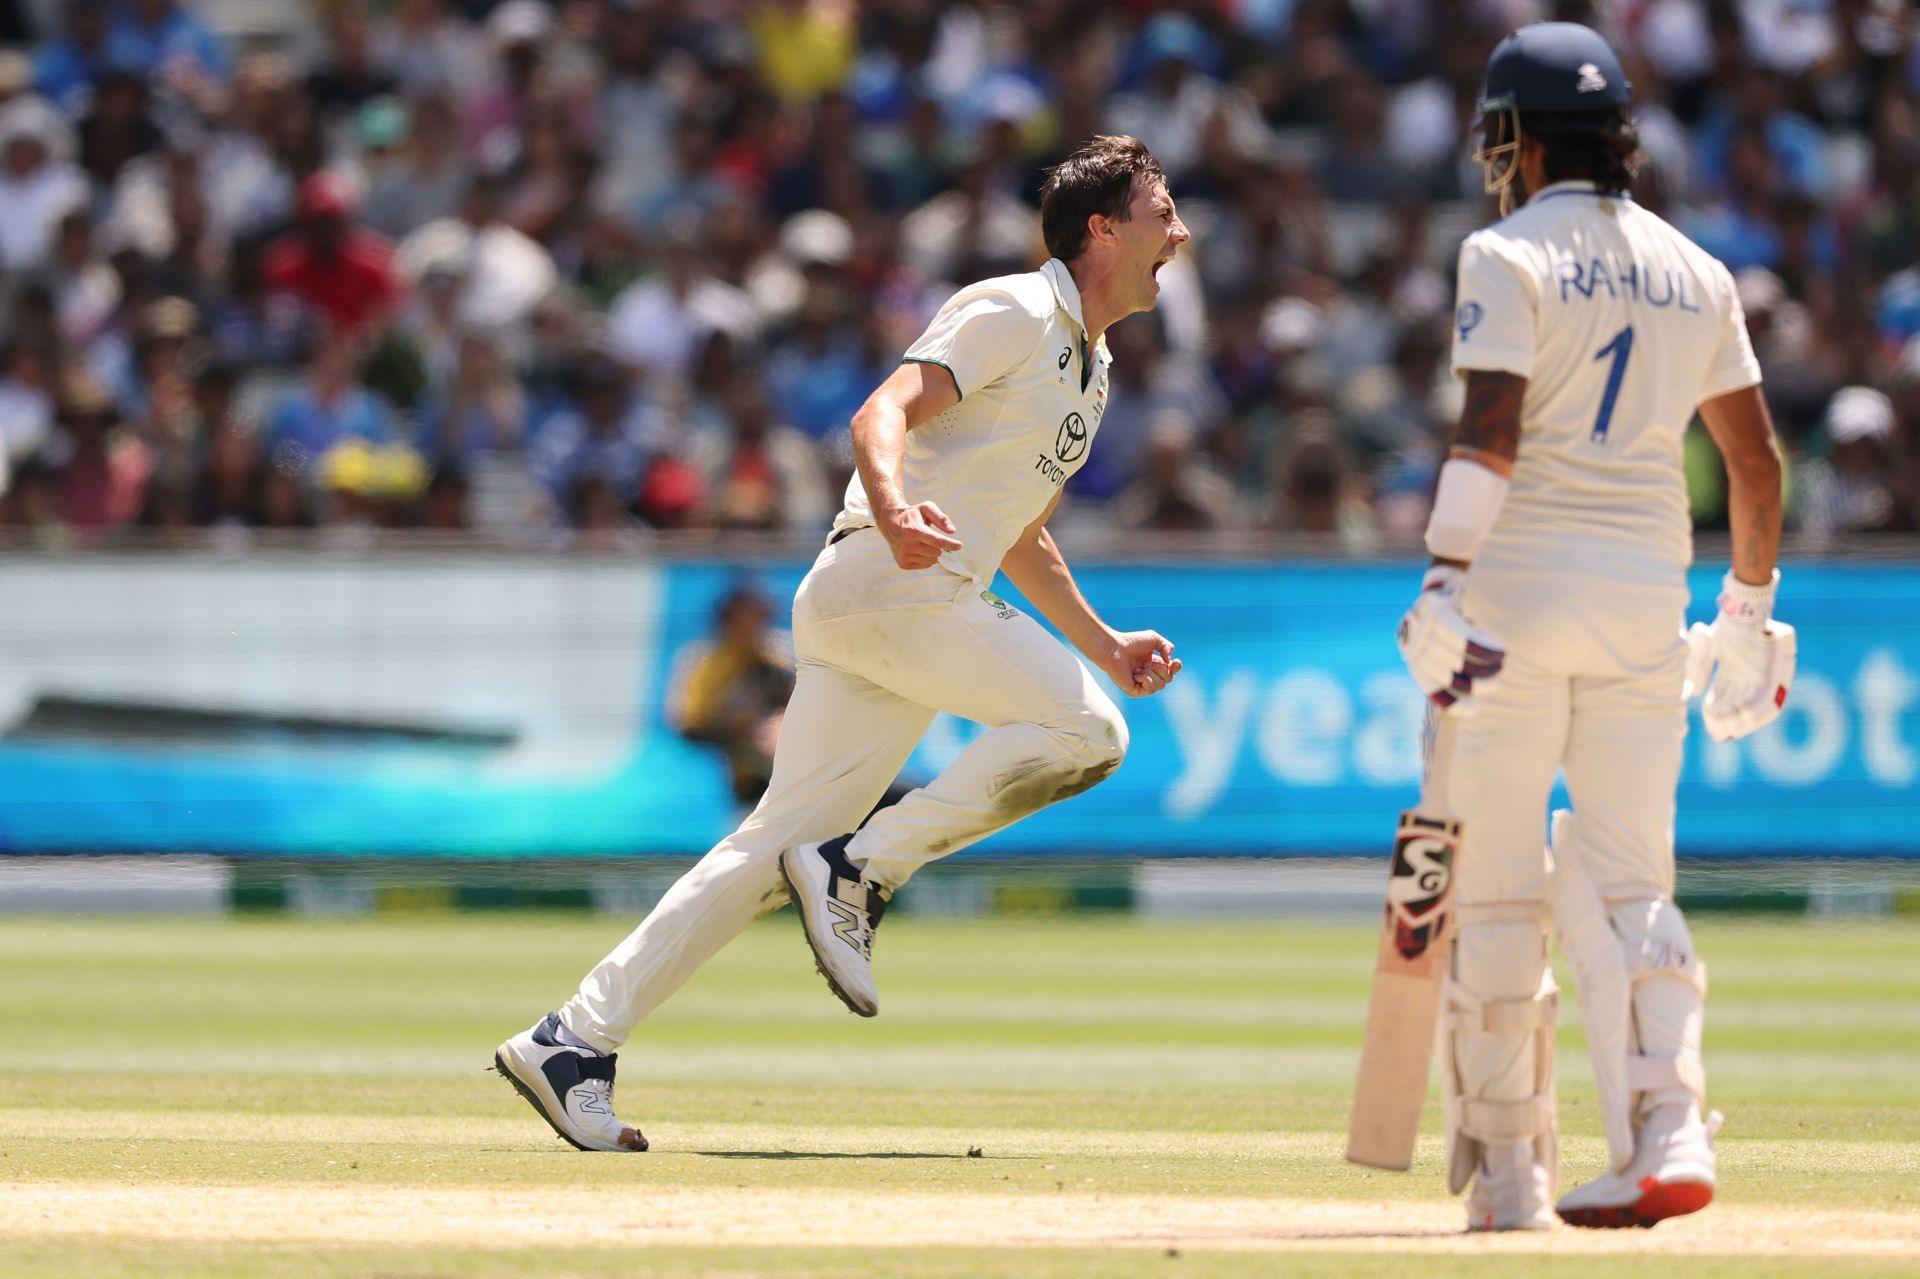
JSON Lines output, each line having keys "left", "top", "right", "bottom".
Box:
{"left": 1420, "top": 712, "right": 1460, "bottom": 817}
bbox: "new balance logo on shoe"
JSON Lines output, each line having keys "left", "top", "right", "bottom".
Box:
{"left": 782, "top": 836, "right": 887, "bottom": 1018}
{"left": 828, "top": 898, "right": 870, "bottom": 956}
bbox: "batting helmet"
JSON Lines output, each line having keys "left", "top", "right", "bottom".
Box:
{"left": 1475, "top": 23, "right": 1633, "bottom": 214}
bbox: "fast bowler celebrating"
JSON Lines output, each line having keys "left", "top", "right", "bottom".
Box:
{"left": 1392, "top": 24, "right": 1795, "bottom": 1230}
{"left": 496, "top": 135, "right": 1190, "bottom": 1153}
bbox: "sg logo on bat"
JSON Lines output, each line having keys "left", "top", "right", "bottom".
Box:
{"left": 1386, "top": 812, "right": 1461, "bottom": 962}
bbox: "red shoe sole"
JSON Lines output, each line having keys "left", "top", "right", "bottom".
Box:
{"left": 1559, "top": 1178, "right": 1713, "bottom": 1229}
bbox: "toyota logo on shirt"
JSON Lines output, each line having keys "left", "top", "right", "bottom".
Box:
{"left": 1055, "top": 413, "right": 1088, "bottom": 463}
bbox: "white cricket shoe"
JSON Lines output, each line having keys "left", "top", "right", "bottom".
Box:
{"left": 781, "top": 834, "right": 890, "bottom": 1018}
{"left": 1557, "top": 1102, "right": 1720, "bottom": 1228}
{"left": 1465, "top": 1140, "right": 1556, "bottom": 1232}
{"left": 494, "top": 1012, "right": 647, "bottom": 1152}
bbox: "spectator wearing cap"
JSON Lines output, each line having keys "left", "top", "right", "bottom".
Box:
{"left": 105, "top": 0, "right": 232, "bottom": 94}
{"left": 1796, "top": 385, "right": 1915, "bottom": 544}
{"left": 0, "top": 95, "right": 86, "bottom": 270}
{"left": 263, "top": 171, "right": 404, "bottom": 334}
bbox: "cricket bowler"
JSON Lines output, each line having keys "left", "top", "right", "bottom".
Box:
{"left": 1392, "top": 23, "right": 1796, "bottom": 1230}
{"left": 496, "top": 135, "right": 1191, "bottom": 1152}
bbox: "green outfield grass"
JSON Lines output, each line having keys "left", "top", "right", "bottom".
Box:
{"left": 1, "top": 909, "right": 1917, "bottom": 1277}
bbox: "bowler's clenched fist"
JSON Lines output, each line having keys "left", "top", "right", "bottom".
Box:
{"left": 879, "top": 500, "right": 965, "bottom": 571}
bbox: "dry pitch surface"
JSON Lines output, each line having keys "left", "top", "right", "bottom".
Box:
{"left": 2, "top": 912, "right": 1916, "bottom": 1278}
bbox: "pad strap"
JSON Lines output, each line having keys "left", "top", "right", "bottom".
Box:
{"left": 1447, "top": 987, "right": 1559, "bottom": 1034}
{"left": 1627, "top": 1054, "right": 1704, "bottom": 1100}
{"left": 1460, "top": 1096, "right": 1555, "bottom": 1143}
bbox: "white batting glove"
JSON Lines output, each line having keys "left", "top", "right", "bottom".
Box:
{"left": 1683, "top": 570, "right": 1797, "bottom": 742}
{"left": 1397, "top": 565, "right": 1506, "bottom": 716}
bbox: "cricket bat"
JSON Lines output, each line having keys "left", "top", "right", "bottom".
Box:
{"left": 1345, "top": 714, "right": 1461, "bottom": 1171}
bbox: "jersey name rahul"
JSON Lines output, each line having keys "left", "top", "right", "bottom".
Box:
{"left": 834, "top": 258, "right": 1113, "bottom": 585}
{"left": 1451, "top": 181, "right": 1762, "bottom": 574}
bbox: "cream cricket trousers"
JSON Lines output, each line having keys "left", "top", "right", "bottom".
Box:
{"left": 559, "top": 529, "right": 1128, "bottom": 1050}
{"left": 1444, "top": 550, "right": 1701, "bottom": 1138}
{"left": 1450, "top": 557, "right": 1693, "bottom": 907}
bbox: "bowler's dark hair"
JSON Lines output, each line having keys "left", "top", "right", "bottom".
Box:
{"left": 1522, "top": 108, "right": 1639, "bottom": 195}
{"left": 1039, "top": 135, "right": 1164, "bottom": 262}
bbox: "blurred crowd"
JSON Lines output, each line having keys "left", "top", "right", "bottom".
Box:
{"left": 0, "top": 0, "right": 1916, "bottom": 552}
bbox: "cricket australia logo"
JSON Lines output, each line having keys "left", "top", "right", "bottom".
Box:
{"left": 1385, "top": 822, "right": 1456, "bottom": 961}
{"left": 1575, "top": 62, "right": 1607, "bottom": 93}
{"left": 1055, "top": 412, "right": 1088, "bottom": 463}
{"left": 980, "top": 590, "right": 1019, "bottom": 619}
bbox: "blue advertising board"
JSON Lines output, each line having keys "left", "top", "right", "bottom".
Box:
{"left": 0, "top": 556, "right": 1912, "bottom": 858}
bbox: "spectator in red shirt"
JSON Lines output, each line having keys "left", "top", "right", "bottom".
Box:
{"left": 262, "top": 170, "right": 402, "bottom": 334}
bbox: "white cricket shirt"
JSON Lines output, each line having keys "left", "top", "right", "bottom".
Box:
{"left": 1451, "top": 180, "right": 1762, "bottom": 574}
{"left": 833, "top": 258, "right": 1114, "bottom": 584}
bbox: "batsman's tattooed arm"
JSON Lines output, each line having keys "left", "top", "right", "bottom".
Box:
{"left": 1448, "top": 370, "right": 1525, "bottom": 479}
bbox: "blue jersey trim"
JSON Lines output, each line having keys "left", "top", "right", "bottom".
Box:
{"left": 1534, "top": 189, "right": 1635, "bottom": 204}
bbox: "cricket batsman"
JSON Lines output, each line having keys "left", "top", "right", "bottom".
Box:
{"left": 1393, "top": 23, "right": 1795, "bottom": 1230}
{"left": 496, "top": 135, "right": 1190, "bottom": 1152}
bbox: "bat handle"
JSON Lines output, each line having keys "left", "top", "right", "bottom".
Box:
{"left": 1421, "top": 712, "right": 1460, "bottom": 816}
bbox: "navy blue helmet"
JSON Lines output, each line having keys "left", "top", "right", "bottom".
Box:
{"left": 1475, "top": 23, "right": 1633, "bottom": 213}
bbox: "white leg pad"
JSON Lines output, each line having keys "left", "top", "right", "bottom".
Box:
{"left": 1550, "top": 809, "right": 1709, "bottom": 1173}
{"left": 1442, "top": 902, "right": 1558, "bottom": 1196}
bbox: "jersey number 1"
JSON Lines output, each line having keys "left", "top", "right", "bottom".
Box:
{"left": 1590, "top": 326, "right": 1633, "bottom": 443}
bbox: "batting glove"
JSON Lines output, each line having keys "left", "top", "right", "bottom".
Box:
{"left": 1683, "top": 570, "right": 1796, "bottom": 742}
{"left": 1397, "top": 565, "right": 1506, "bottom": 716}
